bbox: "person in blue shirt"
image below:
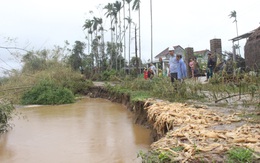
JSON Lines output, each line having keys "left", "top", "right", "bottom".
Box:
{"left": 168, "top": 47, "right": 179, "bottom": 84}
{"left": 176, "top": 54, "right": 187, "bottom": 82}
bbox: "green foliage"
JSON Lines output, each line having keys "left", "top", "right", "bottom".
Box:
{"left": 30, "top": 65, "right": 93, "bottom": 95}
{"left": 21, "top": 80, "right": 75, "bottom": 105}
{"left": 100, "top": 69, "right": 117, "bottom": 81}
{"left": 0, "top": 100, "right": 15, "bottom": 133}
{"left": 106, "top": 42, "right": 124, "bottom": 70}
{"left": 171, "top": 146, "right": 184, "bottom": 152}
{"left": 116, "top": 77, "right": 205, "bottom": 102}
{"left": 137, "top": 150, "right": 175, "bottom": 163}
{"left": 0, "top": 64, "right": 93, "bottom": 104}
{"left": 248, "top": 84, "right": 257, "bottom": 99}
{"left": 69, "top": 41, "right": 86, "bottom": 71}
{"left": 130, "top": 91, "right": 151, "bottom": 102}
{"left": 227, "top": 147, "right": 254, "bottom": 163}
{"left": 22, "top": 50, "right": 47, "bottom": 73}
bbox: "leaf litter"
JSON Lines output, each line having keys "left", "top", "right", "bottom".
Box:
{"left": 144, "top": 100, "right": 260, "bottom": 162}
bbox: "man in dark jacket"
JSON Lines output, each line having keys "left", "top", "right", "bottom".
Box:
{"left": 205, "top": 53, "right": 215, "bottom": 82}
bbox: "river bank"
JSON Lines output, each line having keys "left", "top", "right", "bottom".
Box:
{"left": 88, "top": 83, "right": 260, "bottom": 162}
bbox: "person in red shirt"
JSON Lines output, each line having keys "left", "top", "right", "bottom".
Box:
{"left": 189, "top": 58, "right": 195, "bottom": 79}
{"left": 143, "top": 68, "right": 148, "bottom": 80}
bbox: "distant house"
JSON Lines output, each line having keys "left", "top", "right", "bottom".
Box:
{"left": 152, "top": 45, "right": 184, "bottom": 76}
{"left": 154, "top": 45, "right": 185, "bottom": 61}
{"left": 193, "top": 49, "right": 211, "bottom": 71}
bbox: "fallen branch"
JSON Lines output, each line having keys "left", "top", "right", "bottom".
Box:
{"left": 214, "top": 92, "right": 260, "bottom": 103}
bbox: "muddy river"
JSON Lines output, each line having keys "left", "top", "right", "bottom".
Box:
{"left": 0, "top": 98, "right": 151, "bottom": 163}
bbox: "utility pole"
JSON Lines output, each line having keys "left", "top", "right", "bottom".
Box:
{"left": 150, "top": 0, "right": 153, "bottom": 63}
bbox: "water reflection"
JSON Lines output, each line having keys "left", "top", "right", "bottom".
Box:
{"left": 0, "top": 98, "right": 151, "bottom": 163}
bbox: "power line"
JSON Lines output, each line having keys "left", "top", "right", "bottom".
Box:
{"left": 0, "top": 58, "right": 13, "bottom": 69}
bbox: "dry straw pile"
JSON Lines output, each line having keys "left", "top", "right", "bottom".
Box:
{"left": 144, "top": 100, "right": 260, "bottom": 162}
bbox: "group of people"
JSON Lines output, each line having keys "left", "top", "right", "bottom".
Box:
{"left": 169, "top": 47, "right": 216, "bottom": 83}
{"left": 168, "top": 47, "right": 187, "bottom": 83}
{"left": 145, "top": 47, "right": 215, "bottom": 83}
{"left": 189, "top": 57, "right": 200, "bottom": 81}
{"left": 144, "top": 63, "right": 157, "bottom": 80}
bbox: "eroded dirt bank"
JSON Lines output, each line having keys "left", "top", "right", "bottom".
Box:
{"left": 86, "top": 85, "right": 260, "bottom": 162}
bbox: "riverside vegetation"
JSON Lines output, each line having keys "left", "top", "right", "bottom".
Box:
{"left": 1, "top": 66, "right": 259, "bottom": 162}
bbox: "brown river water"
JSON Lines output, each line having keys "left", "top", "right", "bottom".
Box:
{"left": 0, "top": 98, "right": 151, "bottom": 163}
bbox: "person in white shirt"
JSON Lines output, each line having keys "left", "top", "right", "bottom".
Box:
{"left": 168, "top": 47, "right": 179, "bottom": 83}
{"left": 150, "top": 63, "right": 157, "bottom": 76}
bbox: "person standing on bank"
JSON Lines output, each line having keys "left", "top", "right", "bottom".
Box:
{"left": 189, "top": 58, "right": 195, "bottom": 79}
{"left": 150, "top": 63, "right": 157, "bottom": 76}
{"left": 168, "top": 47, "right": 179, "bottom": 84}
{"left": 205, "top": 52, "right": 214, "bottom": 82}
{"left": 194, "top": 57, "right": 200, "bottom": 81}
{"left": 176, "top": 54, "right": 187, "bottom": 82}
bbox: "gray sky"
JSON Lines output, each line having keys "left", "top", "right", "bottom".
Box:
{"left": 0, "top": 0, "right": 259, "bottom": 75}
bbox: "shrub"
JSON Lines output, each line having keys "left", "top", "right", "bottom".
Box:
{"left": 34, "top": 67, "right": 93, "bottom": 95}
{"left": 0, "top": 99, "right": 15, "bottom": 133}
{"left": 21, "top": 80, "right": 75, "bottom": 105}
{"left": 100, "top": 70, "right": 117, "bottom": 81}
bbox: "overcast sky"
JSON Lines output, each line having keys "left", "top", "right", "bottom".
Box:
{"left": 0, "top": 0, "right": 259, "bottom": 75}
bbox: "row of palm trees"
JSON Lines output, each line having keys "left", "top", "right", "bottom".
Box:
{"left": 83, "top": 0, "right": 152, "bottom": 72}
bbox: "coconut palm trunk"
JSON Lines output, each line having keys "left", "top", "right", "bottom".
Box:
{"left": 132, "top": 0, "right": 141, "bottom": 73}
{"left": 123, "top": 0, "right": 127, "bottom": 73}
{"left": 126, "top": 0, "right": 132, "bottom": 72}
{"left": 229, "top": 10, "right": 240, "bottom": 60}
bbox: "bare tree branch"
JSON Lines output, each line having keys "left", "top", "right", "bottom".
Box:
{"left": 0, "top": 46, "right": 29, "bottom": 52}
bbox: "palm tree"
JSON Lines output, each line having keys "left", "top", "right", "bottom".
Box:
{"left": 132, "top": 0, "right": 141, "bottom": 73}
{"left": 92, "top": 17, "right": 103, "bottom": 67}
{"left": 104, "top": 3, "right": 115, "bottom": 43}
{"left": 114, "top": 1, "right": 123, "bottom": 71}
{"left": 229, "top": 10, "right": 238, "bottom": 36}
{"left": 83, "top": 18, "right": 94, "bottom": 68}
{"left": 125, "top": 16, "right": 132, "bottom": 68}
{"left": 83, "top": 19, "right": 93, "bottom": 54}
{"left": 229, "top": 10, "right": 240, "bottom": 57}
{"left": 132, "top": 0, "right": 141, "bottom": 61}
{"left": 97, "top": 20, "right": 105, "bottom": 72}
{"left": 125, "top": 0, "right": 132, "bottom": 67}
{"left": 122, "top": 0, "right": 127, "bottom": 72}
{"left": 104, "top": 3, "right": 115, "bottom": 68}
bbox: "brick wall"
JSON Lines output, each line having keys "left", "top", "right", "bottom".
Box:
{"left": 210, "top": 39, "right": 222, "bottom": 63}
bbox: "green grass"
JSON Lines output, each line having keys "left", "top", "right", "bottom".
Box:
{"left": 171, "top": 146, "right": 184, "bottom": 152}
{"left": 227, "top": 147, "right": 254, "bottom": 163}
{"left": 130, "top": 91, "right": 152, "bottom": 102}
